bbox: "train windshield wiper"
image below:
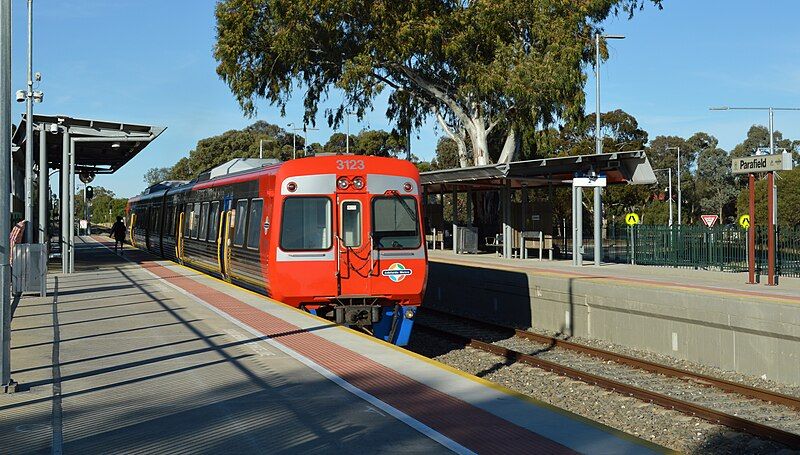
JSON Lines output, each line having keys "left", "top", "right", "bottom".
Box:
{"left": 392, "top": 192, "right": 418, "bottom": 224}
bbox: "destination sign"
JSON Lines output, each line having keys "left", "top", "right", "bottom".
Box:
{"left": 731, "top": 154, "right": 784, "bottom": 174}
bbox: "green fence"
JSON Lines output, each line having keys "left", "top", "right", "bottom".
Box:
{"left": 596, "top": 225, "right": 800, "bottom": 278}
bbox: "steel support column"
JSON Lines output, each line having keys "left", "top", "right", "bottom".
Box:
{"left": 69, "top": 135, "right": 76, "bottom": 273}
{"left": 571, "top": 184, "right": 577, "bottom": 265}
{"left": 767, "top": 171, "right": 776, "bottom": 286}
{"left": 502, "top": 183, "right": 511, "bottom": 259}
{"left": 593, "top": 185, "right": 602, "bottom": 266}
{"left": 0, "top": 0, "right": 13, "bottom": 391}
{"left": 23, "top": 0, "right": 33, "bottom": 243}
{"left": 576, "top": 187, "right": 583, "bottom": 266}
{"left": 60, "top": 128, "right": 69, "bottom": 272}
{"left": 38, "top": 125, "right": 47, "bottom": 244}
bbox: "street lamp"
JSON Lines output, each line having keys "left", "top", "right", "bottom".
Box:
{"left": 592, "top": 32, "right": 625, "bottom": 267}
{"left": 345, "top": 110, "right": 355, "bottom": 154}
{"left": 16, "top": 0, "right": 44, "bottom": 243}
{"left": 665, "top": 146, "right": 681, "bottom": 225}
{"left": 653, "top": 168, "right": 673, "bottom": 226}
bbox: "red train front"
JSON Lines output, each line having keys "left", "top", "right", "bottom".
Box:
{"left": 127, "top": 155, "right": 427, "bottom": 346}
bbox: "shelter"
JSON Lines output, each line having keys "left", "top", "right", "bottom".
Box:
{"left": 12, "top": 114, "right": 165, "bottom": 273}
{"left": 420, "top": 151, "right": 657, "bottom": 262}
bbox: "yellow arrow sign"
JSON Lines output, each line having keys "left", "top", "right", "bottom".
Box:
{"left": 625, "top": 213, "right": 640, "bottom": 226}
{"left": 739, "top": 214, "right": 751, "bottom": 230}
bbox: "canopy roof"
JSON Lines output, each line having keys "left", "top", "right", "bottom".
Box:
{"left": 420, "top": 150, "right": 657, "bottom": 193}
{"left": 12, "top": 114, "right": 166, "bottom": 174}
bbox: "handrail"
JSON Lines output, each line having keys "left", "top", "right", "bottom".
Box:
{"left": 335, "top": 234, "right": 341, "bottom": 278}
{"left": 176, "top": 212, "right": 184, "bottom": 261}
{"left": 130, "top": 213, "right": 137, "bottom": 248}
{"left": 216, "top": 210, "right": 226, "bottom": 273}
{"left": 369, "top": 233, "right": 375, "bottom": 276}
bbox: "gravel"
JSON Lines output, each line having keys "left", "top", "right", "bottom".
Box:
{"left": 408, "top": 325, "right": 796, "bottom": 454}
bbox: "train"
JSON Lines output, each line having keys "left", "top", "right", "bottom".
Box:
{"left": 126, "top": 154, "right": 428, "bottom": 346}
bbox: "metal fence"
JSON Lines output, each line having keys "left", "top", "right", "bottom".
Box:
{"left": 586, "top": 225, "right": 800, "bottom": 277}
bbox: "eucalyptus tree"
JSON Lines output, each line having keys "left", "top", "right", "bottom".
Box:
{"left": 214, "top": 0, "right": 660, "bottom": 167}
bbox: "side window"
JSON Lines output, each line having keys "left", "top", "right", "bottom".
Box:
{"left": 246, "top": 199, "right": 263, "bottom": 250}
{"left": 190, "top": 203, "right": 200, "bottom": 239}
{"left": 199, "top": 202, "right": 210, "bottom": 240}
{"left": 183, "top": 205, "right": 191, "bottom": 238}
{"left": 208, "top": 201, "right": 220, "bottom": 242}
{"left": 233, "top": 199, "right": 248, "bottom": 246}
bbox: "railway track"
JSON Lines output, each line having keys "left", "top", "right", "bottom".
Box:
{"left": 415, "top": 308, "right": 800, "bottom": 448}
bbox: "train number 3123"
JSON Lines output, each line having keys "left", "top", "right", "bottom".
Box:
{"left": 336, "top": 159, "right": 365, "bottom": 170}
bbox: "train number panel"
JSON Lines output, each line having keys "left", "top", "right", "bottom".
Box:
{"left": 127, "top": 155, "right": 428, "bottom": 346}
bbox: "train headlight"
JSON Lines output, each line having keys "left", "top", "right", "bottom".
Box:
{"left": 403, "top": 182, "right": 413, "bottom": 193}
{"left": 337, "top": 177, "right": 350, "bottom": 190}
{"left": 404, "top": 308, "right": 415, "bottom": 319}
{"left": 352, "top": 176, "right": 365, "bottom": 190}
{"left": 286, "top": 181, "right": 297, "bottom": 192}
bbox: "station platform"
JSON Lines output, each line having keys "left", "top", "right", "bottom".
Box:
{"left": 427, "top": 250, "right": 800, "bottom": 384}
{"left": 0, "top": 237, "right": 663, "bottom": 454}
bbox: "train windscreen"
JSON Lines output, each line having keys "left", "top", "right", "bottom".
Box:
{"left": 371, "top": 196, "right": 420, "bottom": 249}
{"left": 280, "top": 197, "right": 332, "bottom": 250}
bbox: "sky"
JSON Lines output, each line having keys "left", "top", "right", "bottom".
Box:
{"left": 10, "top": 1, "right": 800, "bottom": 198}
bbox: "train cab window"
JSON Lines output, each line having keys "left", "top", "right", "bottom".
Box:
{"left": 198, "top": 202, "right": 210, "bottom": 240}
{"left": 208, "top": 201, "right": 220, "bottom": 242}
{"left": 371, "top": 196, "right": 420, "bottom": 249}
{"left": 340, "top": 201, "right": 361, "bottom": 247}
{"left": 280, "top": 197, "right": 331, "bottom": 251}
{"left": 233, "top": 199, "right": 248, "bottom": 247}
{"left": 246, "top": 199, "right": 263, "bottom": 250}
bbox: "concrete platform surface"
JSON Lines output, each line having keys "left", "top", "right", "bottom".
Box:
{"left": 0, "top": 237, "right": 664, "bottom": 454}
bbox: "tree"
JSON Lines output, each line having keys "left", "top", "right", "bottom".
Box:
{"left": 165, "top": 121, "right": 301, "bottom": 180}
{"left": 352, "top": 130, "right": 405, "bottom": 157}
{"left": 74, "top": 186, "right": 129, "bottom": 225}
{"left": 432, "top": 137, "right": 460, "bottom": 170}
{"left": 143, "top": 167, "right": 172, "bottom": 186}
{"left": 214, "top": 0, "right": 660, "bottom": 167}
{"left": 730, "top": 124, "right": 800, "bottom": 164}
{"left": 696, "top": 147, "right": 738, "bottom": 221}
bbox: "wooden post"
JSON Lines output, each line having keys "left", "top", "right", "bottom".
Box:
{"left": 748, "top": 173, "right": 755, "bottom": 284}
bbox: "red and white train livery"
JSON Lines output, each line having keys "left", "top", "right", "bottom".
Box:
{"left": 127, "top": 155, "right": 427, "bottom": 345}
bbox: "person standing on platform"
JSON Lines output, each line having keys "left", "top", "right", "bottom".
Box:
{"left": 110, "top": 216, "right": 126, "bottom": 254}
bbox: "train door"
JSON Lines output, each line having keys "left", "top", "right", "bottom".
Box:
{"left": 219, "top": 197, "right": 234, "bottom": 280}
{"left": 336, "top": 195, "right": 372, "bottom": 297}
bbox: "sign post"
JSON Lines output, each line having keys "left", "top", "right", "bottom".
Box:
{"left": 625, "top": 213, "right": 639, "bottom": 265}
{"left": 748, "top": 174, "right": 756, "bottom": 284}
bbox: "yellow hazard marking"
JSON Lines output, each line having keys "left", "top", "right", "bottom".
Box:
{"left": 625, "top": 212, "right": 640, "bottom": 226}
{"left": 739, "top": 214, "right": 751, "bottom": 230}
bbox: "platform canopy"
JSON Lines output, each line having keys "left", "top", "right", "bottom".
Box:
{"left": 420, "top": 150, "right": 657, "bottom": 193}
{"left": 12, "top": 114, "right": 166, "bottom": 174}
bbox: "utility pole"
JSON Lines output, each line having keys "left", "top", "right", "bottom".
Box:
{"left": 1, "top": 0, "right": 14, "bottom": 392}
{"left": 665, "top": 146, "right": 681, "bottom": 225}
{"left": 593, "top": 32, "right": 624, "bottom": 266}
{"left": 259, "top": 139, "right": 263, "bottom": 159}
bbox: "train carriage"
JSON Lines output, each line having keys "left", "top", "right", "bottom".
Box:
{"left": 126, "top": 155, "right": 427, "bottom": 346}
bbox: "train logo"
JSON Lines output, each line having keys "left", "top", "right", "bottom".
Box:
{"left": 381, "top": 263, "right": 413, "bottom": 282}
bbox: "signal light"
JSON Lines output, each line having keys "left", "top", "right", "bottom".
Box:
{"left": 286, "top": 181, "right": 297, "bottom": 192}
{"left": 352, "top": 177, "right": 365, "bottom": 190}
{"left": 337, "top": 177, "right": 350, "bottom": 190}
{"left": 403, "top": 182, "right": 413, "bottom": 193}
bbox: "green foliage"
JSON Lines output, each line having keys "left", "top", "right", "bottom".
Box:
{"left": 696, "top": 147, "right": 738, "bottom": 221}
{"left": 165, "top": 121, "right": 301, "bottom": 180}
{"left": 74, "top": 186, "right": 129, "bottom": 225}
{"left": 144, "top": 167, "right": 172, "bottom": 186}
{"left": 432, "top": 137, "right": 460, "bottom": 170}
{"left": 214, "top": 0, "right": 660, "bottom": 165}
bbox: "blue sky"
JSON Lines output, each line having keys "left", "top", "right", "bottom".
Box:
{"left": 11, "top": 1, "right": 800, "bottom": 197}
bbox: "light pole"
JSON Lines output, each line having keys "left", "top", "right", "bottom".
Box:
{"left": 287, "top": 123, "right": 298, "bottom": 159}
{"left": 303, "top": 124, "right": 319, "bottom": 157}
{"left": 345, "top": 110, "right": 355, "bottom": 154}
{"left": 17, "top": 0, "right": 43, "bottom": 243}
{"left": 665, "top": 146, "right": 681, "bottom": 225}
{"left": 1, "top": 0, "right": 13, "bottom": 392}
{"left": 653, "top": 168, "right": 673, "bottom": 226}
{"left": 593, "top": 32, "right": 625, "bottom": 266}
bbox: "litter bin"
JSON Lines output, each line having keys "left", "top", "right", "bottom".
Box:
{"left": 12, "top": 243, "right": 47, "bottom": 297}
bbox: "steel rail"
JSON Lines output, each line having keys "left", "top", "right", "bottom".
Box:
{"left": 423, "top": 308, "right": 800, "bottom": 411}
{"left": 415, "top": 322, "right": 800, "bottom": 448}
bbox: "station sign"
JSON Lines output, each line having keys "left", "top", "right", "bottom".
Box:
{"left": 572, "top": 173, "right": 607, "bottom": 188}
{"left": 731, "top": 153, "right": 789, "bottom": 174}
